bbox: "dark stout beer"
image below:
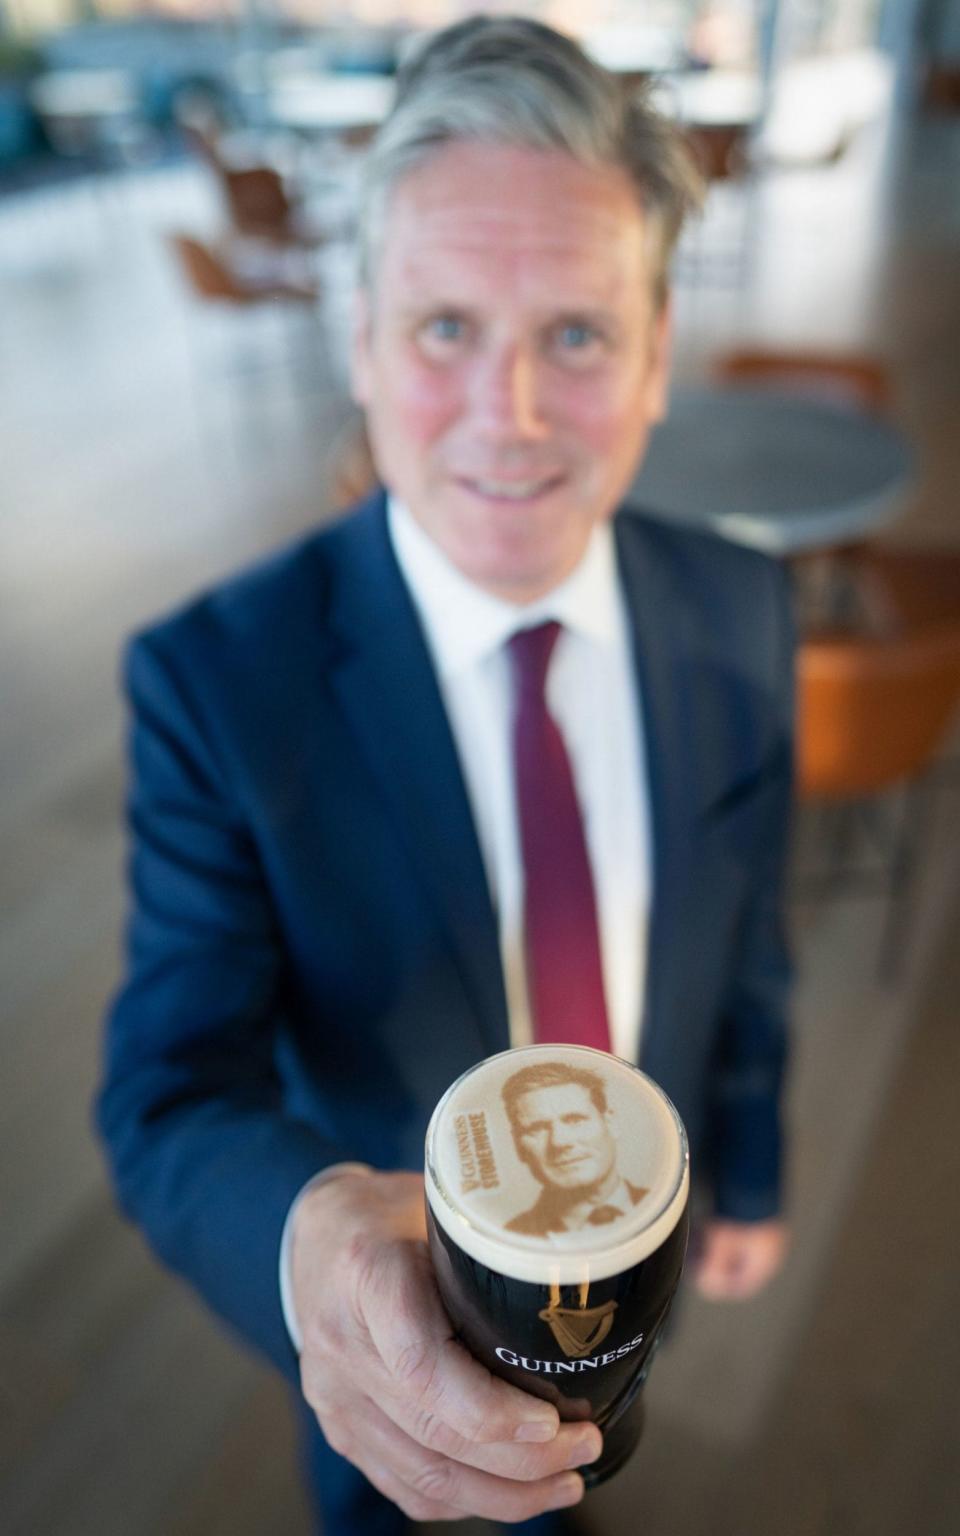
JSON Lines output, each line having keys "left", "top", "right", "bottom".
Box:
{"left": 425, "top": 1044, "right": 689, "bottom": 1485}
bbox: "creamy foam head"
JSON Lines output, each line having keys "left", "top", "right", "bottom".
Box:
{"left": 425, "top": 1045, "right": 689, "bottom": 1284}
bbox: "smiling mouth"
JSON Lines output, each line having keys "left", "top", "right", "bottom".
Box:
{"left": 457, "top": 474, "right": 563, "bottom": 502}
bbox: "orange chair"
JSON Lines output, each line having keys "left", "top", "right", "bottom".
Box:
{"left": 167, "top": 232, "right": 327, "bottom": 421}
{"left": 712, "top": 347, "right": 893, "bottom": 415}
{"left": 797, "top": 628, "right": 960, "bottom": 799}
{"left": 922, "top": 63, "right": 960, "bottom": 115}
{"left": 845, "top": 545, "right": 960, "bottom": 632}
{"left": 180, "top": 116, "right": 317, "bottom": 247}
{"left": 794, "top": 622, "right": 960, "bottom": 973}
{"left": 220, "top": 165, "right": 305, "bottom": 245}
{"left": 168, "top": 233, "right": 318, "bottom": 306}
{"left": 684, "top": 122, "right": 750, "bottom": 184}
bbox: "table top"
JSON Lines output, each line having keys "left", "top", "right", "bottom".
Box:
{"left": 652, "top": 69, "right": 762, "bottom": 127}
{"left": 30, "top": 69, "right": 138, "bottom": 119}
{"left": 268, "top": 73, "right": 395, "bottom": 132}
{"left": 584, "top": 26, "right": 685, "bottom": 75}
{"left": 629, "top": 385, "right": 913, "bottom": 555}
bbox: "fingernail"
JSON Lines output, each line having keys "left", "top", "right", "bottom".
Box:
{"left": 550, "top": 1473, "right": 585, "bottom": 1508}
{"left": 514, "top": 1418, "right": 558, "bottom": 1443}
{"left": 570, "top": 1432, "right": 602, "bottom": 1467}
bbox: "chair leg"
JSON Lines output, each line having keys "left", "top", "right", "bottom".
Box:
{"left": 826, "top": 802, "right": 859, "bottom": 894}
{"left": 877, "top": 778, "right": 936, "bottom": 984}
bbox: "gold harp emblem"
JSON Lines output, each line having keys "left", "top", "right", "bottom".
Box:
{"left": 538, "top": 1283, "right": 618, "bottom": 1359}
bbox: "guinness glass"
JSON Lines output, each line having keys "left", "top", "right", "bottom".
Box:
{"left": 425, "top": 1044, "right": 689, "bottom": 1486}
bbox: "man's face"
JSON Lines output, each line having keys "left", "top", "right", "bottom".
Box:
{"left": 351, "top": 141, "right": 671, "bottom": 603}
{"left": 511, "top": 1082, "right": 617, "bottom": 1193}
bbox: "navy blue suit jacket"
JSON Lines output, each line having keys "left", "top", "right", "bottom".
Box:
{"left": 98, "top": 491, "right": 794, "bottom": 1385}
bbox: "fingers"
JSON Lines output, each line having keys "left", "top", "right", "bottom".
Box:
{"left": 321, "top": 1391, "right": 588, "bottom": 1525}
{"left": 361, "top": 1229, "right": 562, "bottom": 1448}
{"left": 693, "top": 1218, "right": 789, "bottom": 1301}
{"left": 294, "top": 1167, "right": 600, "bottom": 1523}
{"left": 403, "top": 1402, "right": 602, "bottom": 1481}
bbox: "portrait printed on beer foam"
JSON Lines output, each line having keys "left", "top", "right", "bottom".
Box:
{"left": 435, "top": 1047, "right": 674, "bottom": 1251}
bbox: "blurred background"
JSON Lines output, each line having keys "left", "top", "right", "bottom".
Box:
{"left": 2, "top": 1, "right": 959, "bottom": 1533}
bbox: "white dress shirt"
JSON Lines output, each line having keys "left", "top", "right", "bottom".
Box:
{"left": 280, "top": 498, "right": 653, "bottom": 1348}
{"left": 532, "top": 1176, "right": 649, "bottom": 1234}
{"left": 389, "top": 498, "right": 651, "bottom": 1057}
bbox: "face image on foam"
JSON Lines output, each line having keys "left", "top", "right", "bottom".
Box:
{"left": 427, "top": 1046, "right": 687, "bottom": 1268}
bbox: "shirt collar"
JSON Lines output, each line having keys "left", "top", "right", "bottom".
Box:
{"left": 388, "top": 497, "right": 621, "bottom": 681}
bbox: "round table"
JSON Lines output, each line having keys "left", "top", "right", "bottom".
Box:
{"left": 267, "top": 74, "right": 395, "bottom": 133}
{"left": 629, "top": 385, "right": 914, "bottom": 555}
{"left": 651, "top": 69, "right": 761, "bottom": 128}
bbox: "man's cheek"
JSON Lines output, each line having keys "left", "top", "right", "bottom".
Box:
{"left": 578, "top": 398, "right": 643, "bottom": 454}
{"left": 390, "top": 363, "right": 460, "bottom": 446}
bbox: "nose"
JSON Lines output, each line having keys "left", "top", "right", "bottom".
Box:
{"left": 547, "top": 1121, "right": 572, "bottom": 1154}
{"left": 469, "top": 342, "right": 549, "bottom": 443}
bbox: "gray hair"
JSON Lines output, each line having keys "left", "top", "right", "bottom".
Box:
{"left": 357, "top": 14, "right": 704, "bottom": 308}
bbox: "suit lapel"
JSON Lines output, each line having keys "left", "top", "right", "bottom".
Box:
{"left": 615, "top": 514, "right": 701, "bottom": 1076}
{"left": 618, "top": 513, "right": 768, "bottom": 1080}
{"left": 320, "top": 495, "right": 508, "bottom": 1057}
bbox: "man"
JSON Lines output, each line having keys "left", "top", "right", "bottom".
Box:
{"left": 98, "top": 16, "right": 794, "bottom": 1535}
{"left": 502, "top": 1061, "right": 648, "bottom": 1236}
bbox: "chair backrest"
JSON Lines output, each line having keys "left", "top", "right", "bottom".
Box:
{"left": 222, "top": 166, "right": 294, "bottom": 239}
{"left": 168, "top": 233, "right": 248, "bottom": 305}
{"left": 684, "top": 122, "right": 749, "bottom": 182}
{"left": 922, "top": 63, "right": 960, "bottom": 115}
{"left": 797, "top": 626, "right": 960, "bottom": 799}
{"left": 853, "top": 547, "right": 960, "bottom": 632}
{"left": 713, "top": 348, "right": 893, "bottom": 415}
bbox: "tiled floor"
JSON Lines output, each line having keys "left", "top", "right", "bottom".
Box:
{"left": 1, "top": 108, "right": 958, "bottom": 1535}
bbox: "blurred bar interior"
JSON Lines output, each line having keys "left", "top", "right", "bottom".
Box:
{"left": 2, "top": 1, "right": 959, "bottom": 1533}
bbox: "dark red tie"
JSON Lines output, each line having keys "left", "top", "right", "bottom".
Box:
{"left": 509, "top": 622, "right": 611, "bottom": 1051}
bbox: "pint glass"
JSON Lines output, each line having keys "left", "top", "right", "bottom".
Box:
{"left": 425, "top": 1044, "right": 689, "bottom": 1486}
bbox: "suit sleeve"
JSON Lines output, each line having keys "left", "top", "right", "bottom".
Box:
{"left": 97, "top": 629, "right": 341, "bottom": 1382}
{"left": 706, "top": 558, "right": 796, "bottom": 1222}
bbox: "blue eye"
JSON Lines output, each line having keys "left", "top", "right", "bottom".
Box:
{"left": 557, "top": 323, "right": 595, "bottom": 349}
{"left": 428, "top": 315, "right": 463, "bottom": 341}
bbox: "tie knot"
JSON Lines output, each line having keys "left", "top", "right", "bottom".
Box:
{"left": 508, "top": 621, "right": 561, "bottom": 699}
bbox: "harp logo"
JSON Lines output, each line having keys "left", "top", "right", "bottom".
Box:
{"left": 538, "top": 1298, "right": 618, "bottom": 1359}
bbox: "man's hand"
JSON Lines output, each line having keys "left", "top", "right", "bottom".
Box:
{"left": 292, "top": 1169, "right": 601, "bottom": 1523}
{"left": 692, "top": 1218, "right": 789, "bottom": 1301}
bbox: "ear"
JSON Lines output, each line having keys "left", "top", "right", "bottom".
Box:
{"left": 646, "top": 295, "right": 673, "bottom": 425}
{"left": 349, "top": 287, "right": 373, "bottom": 408}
